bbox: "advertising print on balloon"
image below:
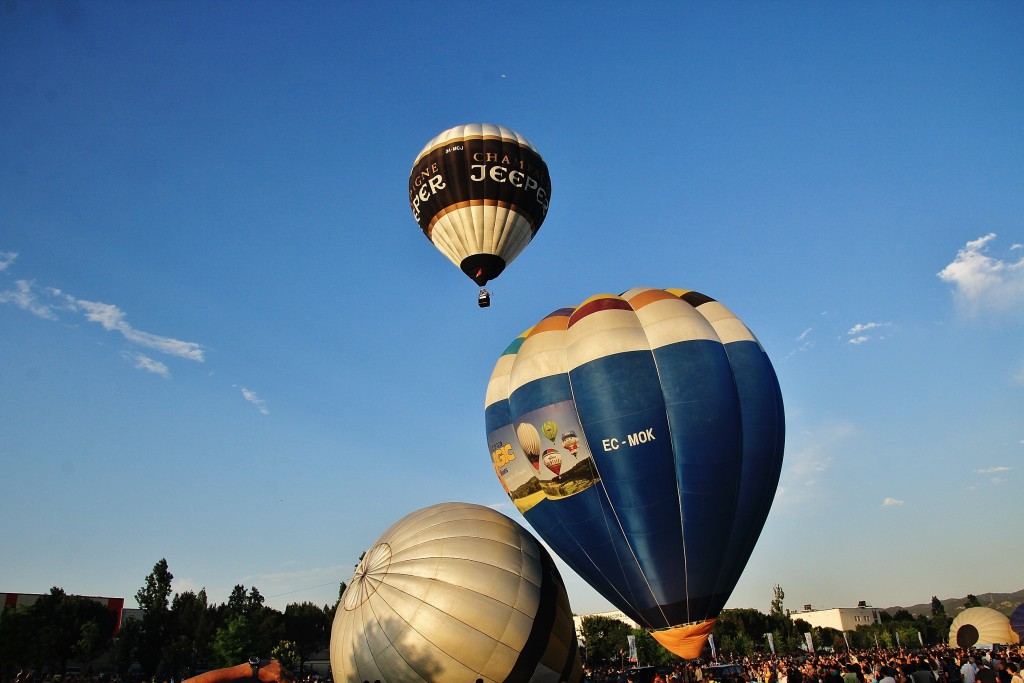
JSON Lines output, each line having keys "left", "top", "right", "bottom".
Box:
{"left": 485, "top": 287, "right": 786, "bottom": 659}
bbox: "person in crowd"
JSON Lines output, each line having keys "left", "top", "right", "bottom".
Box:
{"left": 976, "top": 660, "right": 998, "bottom": 683}
{"left": 963, "top": 658, "right": 979, "bottom": 683}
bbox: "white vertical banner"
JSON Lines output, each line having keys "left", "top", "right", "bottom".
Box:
{"left": 627, "top": 634, "right": 637, "bottom": 664}
{"left": 766, "top": 632, "right": 775, "bottom": 654}
{"left": 918, "top": 631, "right": 924, "bottom": 646}
{"left": 896, "top": 631, "right": 902, "bottom": 648}
{"left": 804, "top": 631, "right": 814, "bottom": 652}
{"left": 842, "top": 631, "right": 851, "bottom": 651}
{"left": 709, "top": 633, "right": 717, "bottom": 659}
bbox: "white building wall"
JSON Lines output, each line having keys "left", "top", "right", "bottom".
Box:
{"left": 574, "top": 609, "right": 640, "bottom": 636}
{"left": 790, "top": 607, "right": 880, "bottom": 631}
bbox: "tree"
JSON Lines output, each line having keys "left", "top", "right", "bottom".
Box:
{"left": 112, "top": 617, "right": 143, "bottom": 677}
{"left": 769, "top": 584, "right": 786, "bottom": 619}
{"left": 713, "top": 608, "right": 774, "bottom": 657}
{"left": 271, "top": 641, "right": 299, "bottom": 670}
{"left": 211, "top": 615, "right": 252, "bottom": 666}
{"left": 226, "top": 585, "right": 249, "bottom": 619}
{"left": 580, "top": 615, "right": 632, "bottom": 669}
{"left": 0, "top": 588, "right": 116, "bottom": 673}
{"left": 929, "top": 597, "right": 951, "bottom": 644}
{"left": 964, "top": 594, "right": 981, "bottom": 609}
{"left": 136, "top": 558, "right": 175, "bottom": 676}
{"left": 0, "top": 604, "right": 36, "bottom": 671}
{"left": 163, "top": 589, "right": 213, "bottom": 678}
{"left": 212, "top": 585, "right": 284, "bottom": 662}
{"left": 284, "top": 602, "right": 330, "bottom": 672}
{"left": 325, "top": 581, "right": 346, "bottom": 625}
{"left": 632, "top": 629, "right": 678, "bottom": 666}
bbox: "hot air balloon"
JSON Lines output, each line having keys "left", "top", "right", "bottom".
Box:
{"left": 1011, "top": 603, "right": 1024, "bottom": 642}
{"left": 330, "top": 502, "right": 583, "bottom": 683}
{"left": 948, "top": 607, "right": 1020, "bottom": 647}
{"left": 516, "top": 421, "right": 542, "bottom": 470}
{"left": 542, "top": 420, "right": 559, "bottom": 442}
{"left": 409, "top": 123, "right": 551, "bottom": 307}
{"left": 542, "top": 448, "right": 562, "bottom": 476}
{"left": 484, "top": 287, "right": 785, "bottom": 659}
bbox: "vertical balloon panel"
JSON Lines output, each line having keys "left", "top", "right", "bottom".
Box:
{"left": 485, "top": 288, "right": 785, "bottom": 658}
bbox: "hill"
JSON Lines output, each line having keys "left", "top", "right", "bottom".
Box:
{"left": 883, "top": 589, "right": 1024, "bottom": 618}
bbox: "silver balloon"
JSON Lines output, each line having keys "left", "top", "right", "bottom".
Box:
{"left": 330, "top": 502, "right": 583, "bottom": 683}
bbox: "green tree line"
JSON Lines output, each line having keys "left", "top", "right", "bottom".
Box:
{"left": 0, "top": 559, "right": 347, "bottom": 680}
{"left": 580, "top": 585, "right": 963, "bottom": 666}
{"left": 711, "top": 587, "right": 959, "bottom": 658}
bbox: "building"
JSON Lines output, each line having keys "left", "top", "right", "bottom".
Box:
{"left": 789, "top": 601, "right": 881, "bottom": 631}
{"left": 573, "top": 609, "right": 640, "bottom": 637}
{"left": 1, "top": 592, "right": 128, "bottom": 634}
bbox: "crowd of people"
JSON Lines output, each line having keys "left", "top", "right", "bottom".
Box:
{"left": 586, "top": 644, "right": 1024, "bottom": 683}
{"left": 5, "top": 644, "right": 1023, "bottom": 683}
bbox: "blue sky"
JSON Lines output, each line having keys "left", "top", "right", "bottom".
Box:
{"left": 2, "top": 1, "right": 1022, "bottom": 618}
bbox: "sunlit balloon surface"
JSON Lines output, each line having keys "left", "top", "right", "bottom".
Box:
{"left": 330, "top": 502, "right": 582, "bottom": 683}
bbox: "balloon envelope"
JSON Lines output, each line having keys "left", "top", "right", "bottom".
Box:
{"left": 948, "top": 607, "right": 1020, "bottom": 647}
{"left": 1011, "top": 603, "right": 1024, "bottom": 641}
{"left": 330, "top": 502, "right": 582, "bottom": 683}
{"left": 484, "top": 287, "right": 785, "bottom": 658}
{"left": 409, "top": 123, "right": 551, "bottom": 286}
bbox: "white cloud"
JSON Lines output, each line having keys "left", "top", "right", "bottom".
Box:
{"left": 776, "top": 419, "right": 855, "bottom": 506}
{"left": 938, "top": 233, "right": 1024, "bottom": 316}
{"left": 0, "top": 280, "right": 60, "bottom": 320}
{"left": 787, "top": 328, "right": 815, "bottom": 357}
{"left": 848, "top": 322, "right": 883, "bottom": 335}
{"left": 991, "top": 477, "right": 1007, "bottom": 485}
{"left": 882, "top": 497, "right": 904, "bottom": 507}
{"left": 71, "top": 299, "right": 205, "bottom": 361}
{"left": 123, "top": 352, "right": 170, "bottom": 378}
{"left": 240, "top": 386, "right": 269, "bottom": 415}
{"left": 975, "top": 466, "right": 1011, "bottom": 474}
{"left": 0, "top": 251, "right": 17, "bottom": 271}
{"left": 846, "top": 321, "right": 889, "bottom": 344}
{"left": 172, "top": 577, "right": 203, "bottom": 596}
{"left": 2, "top": 276, "right": 205, "bottom": 363}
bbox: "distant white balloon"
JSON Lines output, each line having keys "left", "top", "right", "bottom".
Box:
{"left": 948, "top": 606, "right": 1020, "bottom": 647}
{"left": 330, "top": 502, "right": 583, "bottom": 683}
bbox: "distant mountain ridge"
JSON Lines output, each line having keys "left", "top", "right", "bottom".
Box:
{"left": 883, "top": 589, "right": 1024, "bottom": 618}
